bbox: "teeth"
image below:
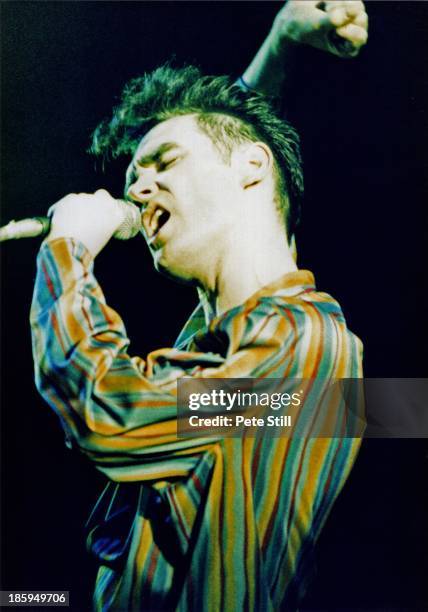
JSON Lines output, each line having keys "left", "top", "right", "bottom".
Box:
{"left": 147, "top": 207, "right": 168, "bottom": 238}
{"left": 151, "top": 208, "right": 164, "bottom": 233}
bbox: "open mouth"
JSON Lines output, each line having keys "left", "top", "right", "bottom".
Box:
{"left": 144, "top": 205, "right": 171, "bottom": 240}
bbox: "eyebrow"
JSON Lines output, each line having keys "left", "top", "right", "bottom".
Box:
{"left": 124, "top": 142, "right": 182, "bottom": 199}
{"left": 135, "top": 142, "right": 181, "bottom": 167}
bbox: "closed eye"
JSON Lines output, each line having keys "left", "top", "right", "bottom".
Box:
{"left": 159, "top": 157, "right": 179, "bottom": 171}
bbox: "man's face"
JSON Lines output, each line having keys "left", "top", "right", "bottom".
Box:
{"left": 125, "top": 114, "right": 243, "bottom": 284}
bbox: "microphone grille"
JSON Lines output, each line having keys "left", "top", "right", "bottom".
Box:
{"left": 114, "top": 201, "right": 141, "bottom": 240}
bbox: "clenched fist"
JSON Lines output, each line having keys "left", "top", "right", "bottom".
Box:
{"left": 271, "top": 1, "right": 368, "bottom": 58}
{"left": 45, "top": 190, "right": 137, "bottom": 258}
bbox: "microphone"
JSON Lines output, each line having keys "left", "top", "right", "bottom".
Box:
{"left": 0, "top": 200, "right": 141, "bottom": 242}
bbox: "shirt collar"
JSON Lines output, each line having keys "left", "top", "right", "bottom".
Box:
{"left": 174, "top": 270, "right": 316, "bottom": 350}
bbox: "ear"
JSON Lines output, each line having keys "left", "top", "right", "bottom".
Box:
{"left": 233, "top": 142, "right": 273, "bottom": 189}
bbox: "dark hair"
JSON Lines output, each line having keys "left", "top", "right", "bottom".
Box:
{"left": 91, "top": 64, "right": 304, "bottom": 237}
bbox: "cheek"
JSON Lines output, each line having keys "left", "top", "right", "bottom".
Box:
{"left": 200, "top": 169, "right": 238, "bottom": 204}
{"left": 172, "top": 163, "right": 239, "bottom": 227}
{"left": 174, "top": 177, "right": 213, "bottom": 221}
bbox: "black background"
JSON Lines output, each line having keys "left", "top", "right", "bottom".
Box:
{"left": 1, "top": 1, "right": 427, "bottom": 610}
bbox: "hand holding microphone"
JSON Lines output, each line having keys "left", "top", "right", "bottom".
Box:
{"left": 0, "top": 190, "right": 142, "bottom": 258}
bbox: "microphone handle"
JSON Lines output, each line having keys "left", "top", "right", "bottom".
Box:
{"left": 0, "top": 202, "right": 141, "bottom": 243}
{"left": 0, "top": 217, "right": 51, "bottom": 242}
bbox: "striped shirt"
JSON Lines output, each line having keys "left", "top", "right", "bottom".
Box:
{"left": 31, "top": 238, "right": 363, "bottom": 611}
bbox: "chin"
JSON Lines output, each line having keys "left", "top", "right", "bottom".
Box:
{"left": 153, "top": 252, "right": 199, "bottom": 287}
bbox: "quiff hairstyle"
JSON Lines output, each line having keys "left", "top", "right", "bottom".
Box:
{"left": 91, "top": 64, "right": 304, "bottom": 238}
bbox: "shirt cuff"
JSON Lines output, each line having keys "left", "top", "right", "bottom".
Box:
{"left": 39, "top": 237, "right": 94, "bottom": 268}
{"left": 236, "top": 75, "right": 256, "bottom": 92}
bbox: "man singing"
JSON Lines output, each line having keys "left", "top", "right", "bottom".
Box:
{"left": 30, "top": 2, "right": 368, "bottom": 610}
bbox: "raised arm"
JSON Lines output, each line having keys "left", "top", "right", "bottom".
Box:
{"left": 241, "top": 0, "right": 368, "bottom": 98}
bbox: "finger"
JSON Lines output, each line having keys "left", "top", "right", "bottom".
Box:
{"left": 336, "top": 23, "right": 368, "bottom": 45}
{"left": 94, "top": 188, "right": 113, "bottom": 201}
{"left": 352, "top": 10, "right": 368, "bottom": 30}
{"left": 324, "top": 0, "right": 363, "bottom": 12}
{"left": 325, "top": 1, "right": 365, "bottom": 26}
{"left": 328, "top": 6, "right": 349, "bottom": 27}
{"left": 47, "top": 193, "right": 77, "bottom": 218}
{"left": 343, "top": 1, "right": 365, "bottom": 19}
{"left": 94, "top": 189, "right": 121, "bottom": 211}
{"left": 324, "top": 0, "right": 345, "bottom": 7}
{"left": 47, "top": 203, "right": 58, "bottom": 218}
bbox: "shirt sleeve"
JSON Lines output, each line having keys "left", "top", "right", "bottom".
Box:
{"left": 30, "top": 239, "right": 299, "bottom": 480}
{"left": 235, "top": 75, "right": 255, "bottom": 92}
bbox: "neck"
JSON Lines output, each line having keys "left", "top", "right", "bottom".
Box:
{"left": 199, "top": 222, "right": 297, "bottom": 320}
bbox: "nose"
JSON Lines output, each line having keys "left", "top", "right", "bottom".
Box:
{"left": 127, "top": 168, "right": 159, "bottom": 205}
